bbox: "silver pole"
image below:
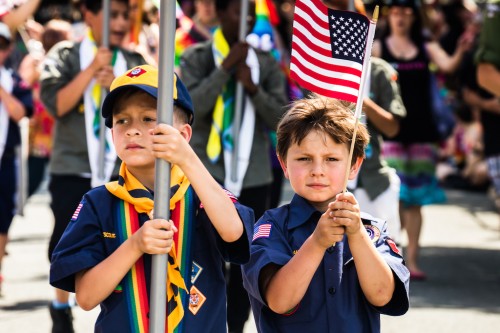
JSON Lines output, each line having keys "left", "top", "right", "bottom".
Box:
{"left": 98, "top": 0, "right": 110, "bottom": 181}
{"left": 348, "top": 0, "right": 355, "bottom": 11}
{"left": 230, "top": 0, "right": 249, "bottom": 182}
{"left": 150, "top": 0, "right": 176, "bottom": 331}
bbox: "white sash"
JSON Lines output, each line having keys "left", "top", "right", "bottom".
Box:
{"left": 80, "top": 35, "right": 127, "bottom": 188}
{"left": 0, "top": 66, "right": 13, "bottom": 168}
{"left": 213, "top": 48, "right": 258, "bottom": 197}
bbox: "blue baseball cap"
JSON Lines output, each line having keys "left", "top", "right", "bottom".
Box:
{"left": 101, "top": 65, "right": 194, "bottom": 128}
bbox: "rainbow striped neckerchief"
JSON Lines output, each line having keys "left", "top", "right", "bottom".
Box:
{"left": 106, "top": 163, "right": 195, "bottom": 333}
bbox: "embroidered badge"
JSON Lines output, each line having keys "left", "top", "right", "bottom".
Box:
{"left": 191, "top": 261, "right": 203, "bottom": 284}
{"left": 386, "top": 238, "right": 402, "bottom": 256}
{"left": 102, "top": 232, "right": 116, "bottom": 239}
{"left": 189, "top": 286, "right": 206, "bottom": 315}
{"left": 364, "top": 225, "right": 380, "bottom": 242}
{"left": 253, "top": 223, "right": 272, "bottom": 242}
{"left": 71, "top": 203, "right": 83, "bottom": 221}
{"left": 127, "top": 67, "right": 146, "bottom": 78}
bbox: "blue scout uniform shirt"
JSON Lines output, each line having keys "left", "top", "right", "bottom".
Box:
{"left": 50, "top": 185, "right": 254, "bottom": 333}
{"left": 242, "top": 194, "right": 410, "bottom": 333}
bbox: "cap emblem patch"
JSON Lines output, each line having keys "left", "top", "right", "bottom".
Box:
{"left": 127, "top": 67, "right": 146, "bottom": 78}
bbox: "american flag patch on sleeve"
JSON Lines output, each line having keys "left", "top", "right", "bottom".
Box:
{"left": 71, "top": 203, "right": 83, "bottom": 221}
{"left": 252, "top": 223, "right": 272, "bottom": 242}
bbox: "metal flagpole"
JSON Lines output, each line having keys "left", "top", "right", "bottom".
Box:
{"left": 150, "top": 0, "right": 176, "bottom": 331}
{"left": 98, "top": 0, "right": 111, "bottom": 181}
{"left": 230, "top": 0, "right": 250, "bottom": 182}
{"left": 348, "top": 0, "right": 354, "bottom": 11}
{"left": 342, "top": 6, "right": 379, "bottom": 192}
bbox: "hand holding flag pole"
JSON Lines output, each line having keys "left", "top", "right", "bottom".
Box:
{"left": 342, "top": 6, "right": 379, "bottom": 193}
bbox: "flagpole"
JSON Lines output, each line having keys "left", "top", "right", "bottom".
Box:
{"left": 98, "top": 0, "right": 110, "bottom": 181}
{"left": 230, "top": 0, "right": 250, "bottom": 182}
{"left": 342, "top": 6, "right": 379, "bottom": 192}
{"left": 150, "top": 0, "right": 176, "bottom": 331}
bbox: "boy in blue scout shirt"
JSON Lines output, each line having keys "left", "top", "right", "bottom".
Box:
{"left": 49, "top": 65, "right": 254, "bottom": 333}
{"left": 242, "top": 95, "right": 410, "bottom": 333}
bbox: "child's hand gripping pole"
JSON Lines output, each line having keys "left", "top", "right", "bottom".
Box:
{"left": 336, "top": 6, "right": 379, "bottom": 247}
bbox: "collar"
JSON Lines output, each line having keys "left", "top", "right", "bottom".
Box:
{"left": 287, "top": 194, "right": 322, "bottom": 230}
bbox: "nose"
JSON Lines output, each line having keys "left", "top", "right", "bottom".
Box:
{"left": 125, "top": 126, "right": 140, "bottom": 136}
{"left": 310, "top": 160, "right": 324, "bottom": 176}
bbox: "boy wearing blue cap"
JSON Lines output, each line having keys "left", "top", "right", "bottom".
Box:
{"left": 242, "top": 95, "right": 410, "bottom": 333}
{"left": 50, "top": 65, "right": 254, "bottom": 333}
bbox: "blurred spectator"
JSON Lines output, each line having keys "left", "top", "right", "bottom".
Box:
{"left": 351, "top": 57, "right": 407, "bottom": 244}
{"left": 372, "top": 0, "right": 472, "bottom": 281}
{"left": 475, "top": 0, "right": 500, "bottom": 215}
{"left": 122, "top": 0, "right": 159, "bottom": 66}
{"left": 175, "top": 0, "right": 218, "bottom": 71}
{"left": 17, "top": 19, "right": 72, "bottom": 196}
{"left": 0, "top": 0, "right": 41, "bottom": 30}
{"left": 0, "top": 21, "right": 33, "bottom": 296}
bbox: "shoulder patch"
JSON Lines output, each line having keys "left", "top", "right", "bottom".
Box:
{"left": 253, "top": 223, "right": 272, "bottom": 242}
{"left": 71, "top": 202, "right": 83, "bottom": 221}
{"left": 386, "top": 238, "right": 402, "bottom": 256}
{"left": 364, "top": 225, "right": 381, "bottom": 242}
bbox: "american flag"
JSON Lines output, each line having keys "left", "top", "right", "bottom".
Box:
{"left": 290, "top": 0, "right": 372, "bottom": 103}
{"left": 252, "top": 223, "right": 272, "bottom": 241}
{"left": 71, "top": 202, "right": 83, "bottom": 221}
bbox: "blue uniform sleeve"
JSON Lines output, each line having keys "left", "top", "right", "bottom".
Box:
{"left": 49, "top": 192, "right": 109, "bottom": 292}
{"left": 367, "top": 217, "right": 410, "bottom": 316}
{"left": 242, "top": 209, "right": 293, "bottom": 306}
{"left": 206, "top": 201, "right": 254, "bottom": 265}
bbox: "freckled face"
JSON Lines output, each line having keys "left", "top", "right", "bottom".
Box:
{"left": 279, "top": 130, "right": 356, "bottom": 212}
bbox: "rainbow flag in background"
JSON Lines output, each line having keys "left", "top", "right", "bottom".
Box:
{"left": 249, "top": 0, "right": 303, "bottom": 102}
{"left": 249, "top": 0, "right": 280, "bottom": 57}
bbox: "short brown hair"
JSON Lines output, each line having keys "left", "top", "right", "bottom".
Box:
{"left": 276, "top": 94, "right": 369, "bottom": 165}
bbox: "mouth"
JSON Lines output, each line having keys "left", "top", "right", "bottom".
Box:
{"left": 126, "top": 143, "right": 143, "bottom": 150}
{"left": 307, "top": 183, "right": 328, "bottom": 189}
{"left": 111, "top": 31, "right": 126, "bottom": 41}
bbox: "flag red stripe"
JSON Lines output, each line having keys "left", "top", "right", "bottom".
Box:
{"left": 291, "top": 41, "right": 362, "bottom": 77}
{"left": 290, "top": 54, "right": 360, "bottom": 89}
{"left": 290, "top": 71, "right": 358, "bottom": 103}
{"left": 295, "top": 0, "right": 327, "bottom": 25}
{"left": 292, "top": 24, "right": 330, "bottom": 57}
{"left": 293, "top": 11, "right": 330, "bottom": 44}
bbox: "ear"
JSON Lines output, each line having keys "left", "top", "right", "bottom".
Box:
{"left": 278, "top": 155, "right": 289, "bottom": 180}
{"left": 178, "top": 123, "right": 192, "bottom": 142}
{"left": 348, "top": 157, "right": 363, "bottom": 180}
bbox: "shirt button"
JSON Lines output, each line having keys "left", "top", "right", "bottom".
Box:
{"left": 328, "top": 287, "right": 336, "bottom": 295}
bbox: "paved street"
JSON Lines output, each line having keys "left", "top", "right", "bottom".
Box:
{"left": 0, "top": 180, "right": 499, "bottom": 332}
